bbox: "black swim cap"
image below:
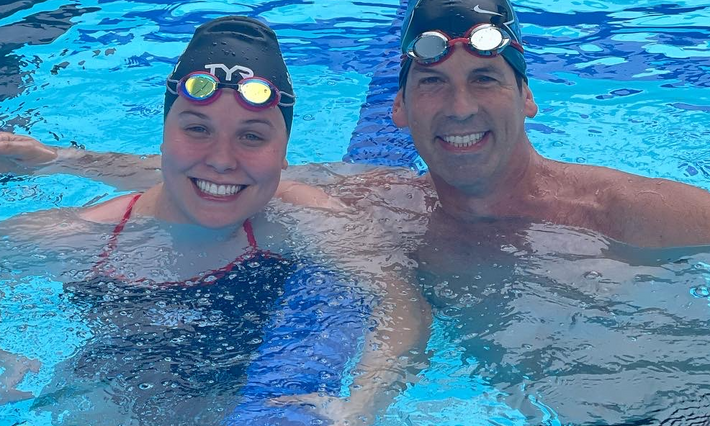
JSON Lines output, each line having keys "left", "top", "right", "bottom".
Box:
{"left": 164, "top": 16, "right": 294, "bottom": 134}
{"left": 399, "top": 0, "right": 527, "bottom": 88}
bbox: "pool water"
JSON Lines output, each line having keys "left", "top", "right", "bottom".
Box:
{"left": 2, "top": 0, "right": 710, "bottom": 424}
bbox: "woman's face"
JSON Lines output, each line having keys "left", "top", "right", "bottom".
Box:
{"left": 160, "top": 88, "right": 288, "bottom": 229}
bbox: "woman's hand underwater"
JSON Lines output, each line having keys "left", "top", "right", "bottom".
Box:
{"left": 0, "top": 349, "right": 41, "bottom": 404}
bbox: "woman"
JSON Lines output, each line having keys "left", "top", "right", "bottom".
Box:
{"left": 0, "top": 16, "right": 428, "bottom": 426}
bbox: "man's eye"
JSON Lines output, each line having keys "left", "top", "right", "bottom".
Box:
{"left": 475, "top": 76, "right": 496, "bottom": 84}
{"left": 420, "top": 76, "right": 442, "bottom": 85}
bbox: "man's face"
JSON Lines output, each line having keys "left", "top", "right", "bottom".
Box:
{"left": 393, "top": 46, "right": 538, "bottom": 194}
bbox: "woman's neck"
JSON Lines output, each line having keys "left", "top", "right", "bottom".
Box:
{"left": 131, "top": 184, "right": 248, "bottom": 244}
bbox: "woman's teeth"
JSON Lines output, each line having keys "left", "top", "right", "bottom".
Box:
{"left": 194, "top": 179, "right": 244, "bottom": 196}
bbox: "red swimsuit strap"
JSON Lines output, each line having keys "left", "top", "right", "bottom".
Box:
{"left": 93, "top": 193, "right": 142, "bottom": 274}
{"left": 243, "top": 217, "right": 258, "bottom": 249}
{"left": 93, "top": 195, "right": 269, "bottom": 285}
{"left": 155, "top": 218, "right": 275, "bottom": 287}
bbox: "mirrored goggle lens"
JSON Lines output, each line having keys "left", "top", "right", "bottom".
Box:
{"left": 411, "top": 32, "right": 449, "bottom": 61}
{"left": 183, "top": 74, "right": 218, "bottom": 100}
{"left": 239, "top": 79, "right": 276, "bottom": 106}
{"left": 470, "top": 26, "right": 507, "bottom": 52}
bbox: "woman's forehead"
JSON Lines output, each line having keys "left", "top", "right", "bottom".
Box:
{"left": 170, "top": 93, "right": 286, "bottom": 129}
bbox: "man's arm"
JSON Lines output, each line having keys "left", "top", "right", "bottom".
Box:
{"left": 0, "top": 132, "right": 350, "bottom": 200}
{"left": 342, "top": 271, "right": 431, "bottom": 423}
{"left": 271, "top": 178, "right": 432, "bottom": 424}
{"left": 274, "top": 270, "right": 431, "bottom": 426}
{"left": 0, "top": 132, "right": 161, "bottom": 191}
{"left": 608, "top": 175, "right": 710, "bottom": 248}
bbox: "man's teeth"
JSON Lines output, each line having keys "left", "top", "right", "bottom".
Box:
{"left": 442, "top": 132, "right": 485, "bottom": 147}
{"left": 195, "top": 179, "right": 244, "bottom": 196}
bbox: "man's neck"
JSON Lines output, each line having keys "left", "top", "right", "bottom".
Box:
{"left": 431, "top": 143, "right": 547, "bottom": 222}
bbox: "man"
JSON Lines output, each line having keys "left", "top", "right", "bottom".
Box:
{"left": 384, "top": 2, "right": 710, "bottom": 424}
{"left": 391, "top": 0, "right": 710, "bottom": 248}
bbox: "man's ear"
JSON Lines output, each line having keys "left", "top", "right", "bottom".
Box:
{"left": 523, "top": 84, "right": 538, "bottom": 118}
{"left": 392, "top": 90, "right": 408, "bottom": 128}
{"left": 282, "top": 158, "right": 288, "bottom": 170}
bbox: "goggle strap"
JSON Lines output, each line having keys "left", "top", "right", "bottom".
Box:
{"left": 166, "top": 78, "right": 179, "bottom": 95}
{"left": 278, "top": 91, "right": 296, "bottom": 107}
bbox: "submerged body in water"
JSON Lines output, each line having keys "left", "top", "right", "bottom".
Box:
{"left": 328, "top": 165, "right": 710, "bottom": 424}
{"left": 34, "top": 257, "right": 372, "bottom": 425}
{"left": 415, "top": 218, "right": 710, "bottom": 424}
{"left": 4, "top": 209, "right": 375, "bottom": 426}
{"left": 4, "top": 159, "right": 710, "bottom": 424}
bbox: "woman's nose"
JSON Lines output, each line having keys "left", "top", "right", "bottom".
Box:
{"left": 204, "top": 135, "right": 239, "bottom": 173}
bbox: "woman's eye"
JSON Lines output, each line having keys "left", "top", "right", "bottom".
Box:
{"left": 185, "top": 125, "right": 209, "bottom": 135}
{"left": 242, "top": 133, "right": 266, "bottom": 145}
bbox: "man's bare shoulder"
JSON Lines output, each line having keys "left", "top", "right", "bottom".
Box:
{"left": 334, "top": 165, "right": 435, "bottom": 212}
{"left": 555, "top": 161, "right": 710, "bottom": 247}
{"left": 546, "top": 160, "right": 699, "bottom": 205}
{"left": 284, "top": 162, "right": 421, "bottom": 183}
{"left": 571, "top": 162, "right": 710, "bottom": 212}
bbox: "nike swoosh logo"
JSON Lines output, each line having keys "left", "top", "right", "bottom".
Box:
{"left": 473, "top": 4, "right": 503, "bottom": 16}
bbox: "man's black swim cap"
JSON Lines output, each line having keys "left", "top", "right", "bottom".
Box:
{"left": 399, "top": 0, "right": 527, "bottom": 89}
{"left": 164, "top": 16, "right": 294, "bottom": 134}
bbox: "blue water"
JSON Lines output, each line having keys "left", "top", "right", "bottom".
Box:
{"left": 2, "top": 0, "right": 710, "bottom": 424}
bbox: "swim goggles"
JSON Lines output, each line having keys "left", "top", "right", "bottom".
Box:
{"left": 166, "top": 71, "right": 295, "bottom": 110}
{"left": 405, "top": 23, "right": 524, "bottom": 65}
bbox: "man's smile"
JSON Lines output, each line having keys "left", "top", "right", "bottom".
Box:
{"left": 437, "top": 131, "right": 489, "bottom": 152}
{"left": 441, "top": 132, "right": 486, "bottom": 147}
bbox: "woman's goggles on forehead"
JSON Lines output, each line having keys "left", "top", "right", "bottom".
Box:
{"left": 166, "top": 71, "right": 296, "bottom": 110}
{"left": 406, "top": 23, "right": 524, "bottom": 65}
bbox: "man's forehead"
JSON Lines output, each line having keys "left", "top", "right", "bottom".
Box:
{"left": 410, "top": 50, "right": 511, "bottom": 74}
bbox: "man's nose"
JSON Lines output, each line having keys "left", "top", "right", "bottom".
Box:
{"left": 447, "top": 84, "right": 479, "bottom": 121}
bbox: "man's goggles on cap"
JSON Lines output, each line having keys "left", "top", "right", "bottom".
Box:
{"left": 167, "top": 71, "right": 295, "bottom": 110}
{"left": 406, "top": 23, "right": 523, "bottom": 65}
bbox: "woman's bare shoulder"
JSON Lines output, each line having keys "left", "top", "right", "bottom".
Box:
{"left": 79, "top": 193, "right": 141, "bottom": 223}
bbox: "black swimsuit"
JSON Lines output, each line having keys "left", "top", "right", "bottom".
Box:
{"left": 48, "top": 193, "right": 374, "bottom": 426}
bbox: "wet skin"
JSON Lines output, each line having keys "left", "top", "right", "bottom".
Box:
{"left": 157, "top": 89, "right": 288, "bottom": 229}
{"left": 392, "top": 46, "right": 537, "bottom": 197}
